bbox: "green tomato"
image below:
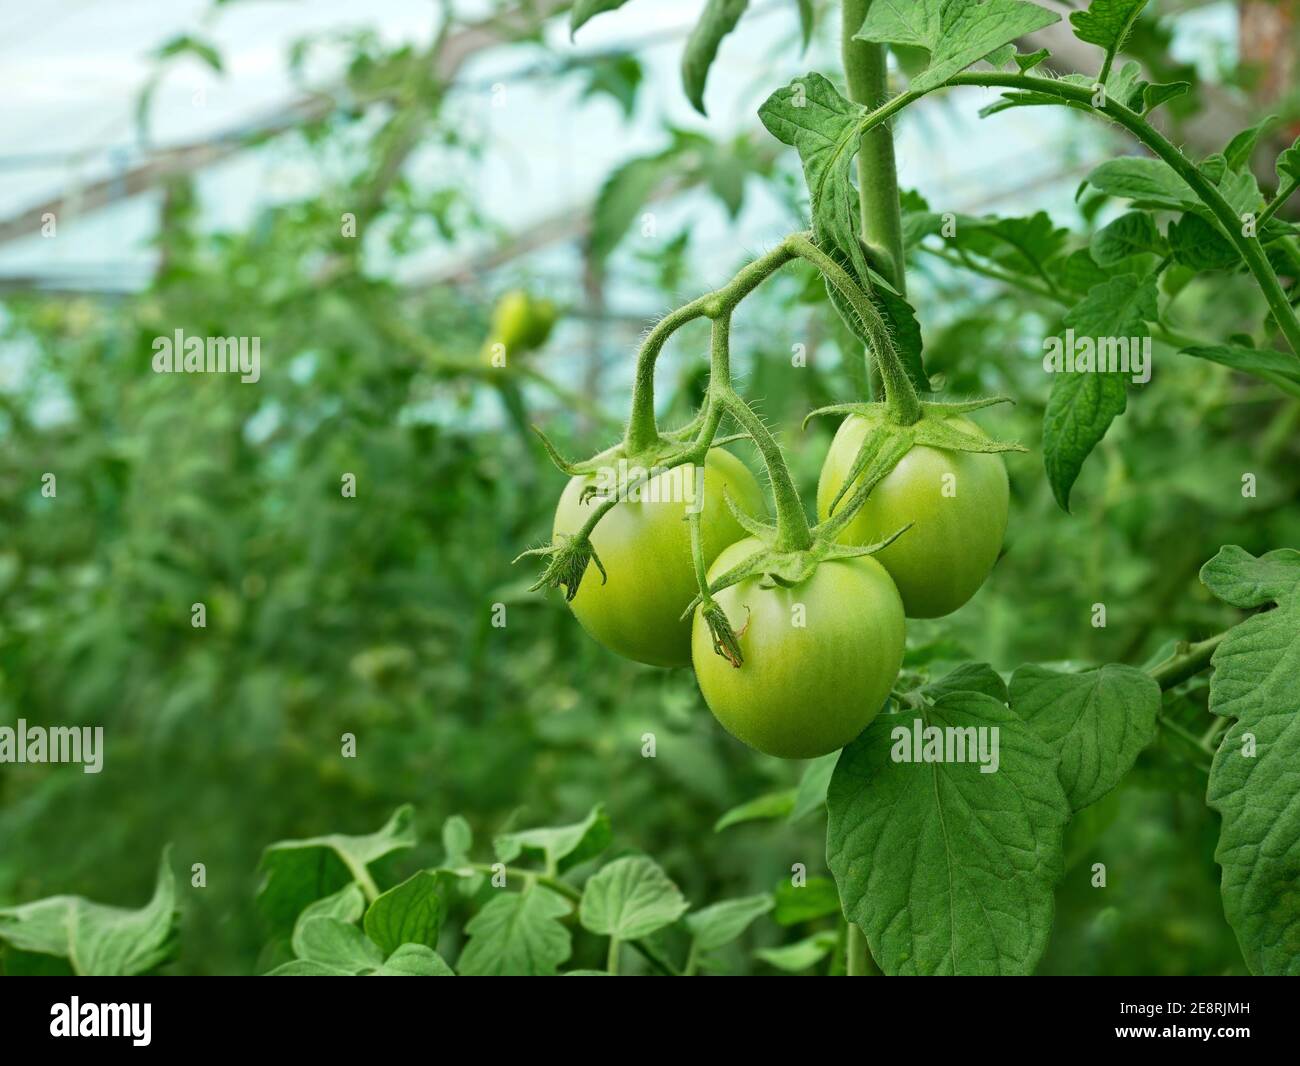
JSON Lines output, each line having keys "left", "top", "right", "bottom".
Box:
{"left": 816, "top": 414, "right": 1009, "bottom": 619}
{"left": 691, "top": 537, "right": 905, "bottom": 759}
{"left": 482, "top": 290, "right": 556, "bottom": 365}
{"left": 554, "top": 449, "right": 763, "bottom": 667}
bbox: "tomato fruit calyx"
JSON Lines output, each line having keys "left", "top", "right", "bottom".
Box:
{"left": 518, "top": 421, "right": 754, "bottom": 607}
{"left": 685, "top": 524, "right": 909, "bottom": 669}
{"left": 514, "top": 532, "right": 606, "bottom": 602}
{"left": 807, "top": 395, "right": 1025, "bottom": 537}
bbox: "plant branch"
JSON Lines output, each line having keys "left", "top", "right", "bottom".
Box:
{"left": 1147, "top": 632, "right": 1227, "bottom": 690}
{"left": 788, "top": 233, "right": 920, "bottom": 424}
{"left": 624, "top": 240, "right": 799, "bottom": 454}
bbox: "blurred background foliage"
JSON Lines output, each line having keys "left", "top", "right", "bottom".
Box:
{"left": 3, "top": 0, "right": 1299, "bottom": 974}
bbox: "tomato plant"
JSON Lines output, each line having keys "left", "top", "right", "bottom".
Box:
{"left": 5, "top": 0, "right": 1300, "bottom": 988}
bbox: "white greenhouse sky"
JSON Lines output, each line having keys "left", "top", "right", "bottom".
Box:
{"left": 1, "top": 0, "right": 1236, "bottom": 294}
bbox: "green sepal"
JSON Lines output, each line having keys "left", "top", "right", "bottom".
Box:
{"left": 682, "top": 526, "right": 908, "bottom": 622}
{"left": 721, "top": 487, "right": 776, "bottom": 538}
{"left": 530, "top": 425, "right": 615, "bottom": 478}
{"left": 514, "top": 533, "right": 607, "bottom": 601}
{"left": 911, "top": 418, "right": 1027, "bottom": 454}
{"left": 821, "top": 422, "right": 904, "bottom": 519}
{"left": 808, "top": 396, "right": 1024, "bottom": 527}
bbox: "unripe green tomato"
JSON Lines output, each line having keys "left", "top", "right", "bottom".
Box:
{"left": 553, "top": 449, "right": 763, "bottom": 667}
{"left": 481, "top": 290, "right": 556, "bottom": 366}
{"left": 490, "top": 290, "right": 533, "bottom": 352}
{"left": 691, "top": 537, "right": 905, "bottom": 759}
{"left": 519, "top": 297, "right": 557, "bottom": 351}
{"left": 817, "top": 414, "right": 1008, "bottom": 618}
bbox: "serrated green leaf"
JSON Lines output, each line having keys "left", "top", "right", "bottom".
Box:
{"left": 857, "top": 0, "right": 1060, "bottom": 92}
{"left": 1200, "top": 546, "right": 1300, "bottom": 975}
{"left": 953, "top": 211, "right": 1070, "bottom": 280}
{"left": 293, "top": 882, "right": 366, "bottom": 947}
{"left": 685, "top": 894, "right": 773, "bottom": 951}
{"left": 1010, "top": 663, "right": 1160, "bottom": 811}
{"left": 758, "top": 74, "right": 930, "bottom": 391}
{"left": 1042, "top": 273, "right": 1156, "bottom": 510}
{"left": 458, "top": 886, "right": 573, "bottom": 976}
{"left": 1167, "top": 213, "right": 1239, "bottom": 271}
{"left": 1058, "top": 247, "right": 1111, "bottom": 295}
{"left": 681, "top": 0, "right": 748, "bottom": 115}
{"left": 921, "top": 662, "right": 1009, "bottom": 704}
{"left": 1069, "top": 0, "right": 1149, "bottom": 76}
{"left": 1085, "top": 156, "right": 1199, "bottom": 211}
{"left": 363, "top": 871, "right": 446, "bottom": 956}
{"left": 827, "top": 692, "right": 1069, "bottom": 975}
{"left": 256, "top": 806, "right": 417, "bottom": 933}
{"left": 579, "top": 856, "right": 688, "bottom": 940}
{"left": 1090, "top": 211, "right": 1165, "bottom": 266}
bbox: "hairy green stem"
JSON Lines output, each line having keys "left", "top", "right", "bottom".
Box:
{"left": 1258, "top": 175, "right": 1300, "bottom": 229}
{"left": 790, "top": 233, "right": 920, "bottom": 423}
{"left": 1147, "top": 632, "right": 1226, "bottom": 690}
{"left": 625, "top": 241, "right": 798, "bottom": 454}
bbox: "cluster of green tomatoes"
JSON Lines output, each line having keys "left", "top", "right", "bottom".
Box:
{"left": 549, "top": 413, "right": 1010, "bottom": 760}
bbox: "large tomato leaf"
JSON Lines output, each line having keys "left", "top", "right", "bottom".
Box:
{"left": 856, "top": 0, "right": 1059, "bottom": 92}
{"left": 827, "top": 689, "right": 1069, "bottom": 975}
{"left": 1201, "top": 545, "right": 1300, "bottom": 975}
{"left": 457, "top": 885, "right": 573, "bottom": 976}
{"left": 1010, "top": 663, "right": 1160, "bottom": 811}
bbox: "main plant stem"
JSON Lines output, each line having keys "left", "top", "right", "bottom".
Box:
{"left": 846, "top": 922, "right": 872, "bottom": 976}
{"left": 842, "top": 0, "right": 906, "bottom": 294}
